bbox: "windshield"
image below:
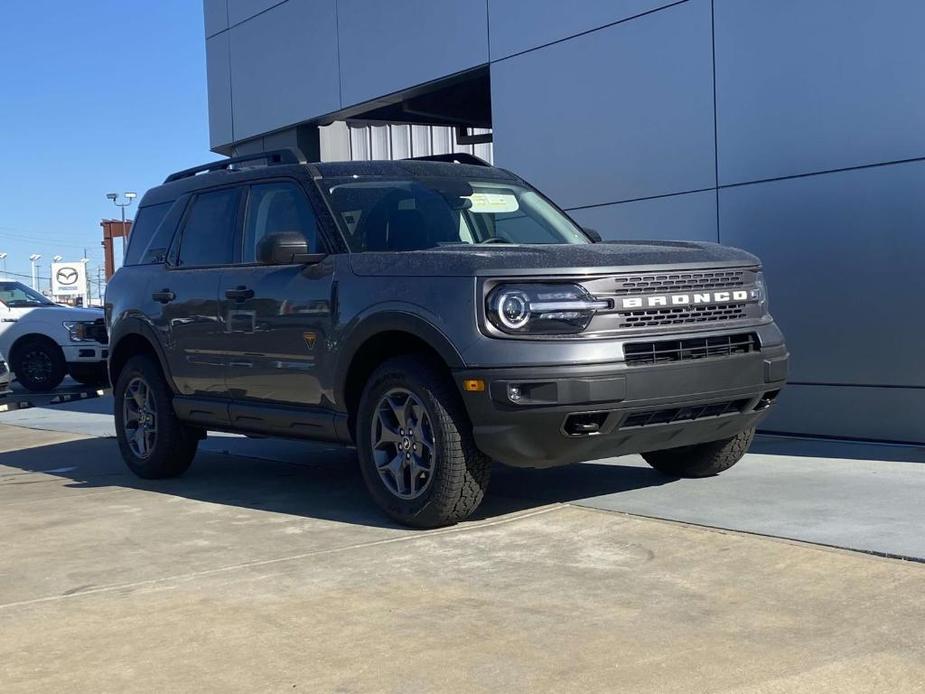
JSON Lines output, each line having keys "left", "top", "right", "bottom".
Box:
{"left": 0, "top": 281, "right": 55, "bottom": 308}
{"left": 320, "top": 177, "right": 590, "bottom": 252}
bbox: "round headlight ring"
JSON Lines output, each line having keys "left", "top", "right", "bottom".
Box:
{"left": 495, "top": 290, "right": 531, "bottom": 330}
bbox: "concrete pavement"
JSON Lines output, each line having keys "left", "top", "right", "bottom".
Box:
{"left": 4, "top": 393, "right": 925, "bottom": 560}
{"left": 1, "top": 424, "right": 924, "bottom": 692}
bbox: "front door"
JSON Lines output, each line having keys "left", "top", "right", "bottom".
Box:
{"left": 219, "top": 180, "right": 335, "bottom": 407}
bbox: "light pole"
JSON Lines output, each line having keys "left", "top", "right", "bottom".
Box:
{"left": 29, "top": 254, "right": 41, "bottom": 290}
{"left": 106, "top": 192, "right": 137, "bottom": 259}
{"left": 80, "top": 258, "right": 90, "bottom": 306}
{"left": 0, "top": 252, "right": 7, "bottom": 276}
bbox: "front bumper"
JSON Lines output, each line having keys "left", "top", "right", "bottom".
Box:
{"left": 457, "top": 344, "right": 788, "bottom": 468}
{"left": 60, "top": 343, "right": 108, "bottom": 365}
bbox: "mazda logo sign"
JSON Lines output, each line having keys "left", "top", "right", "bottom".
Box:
{"left": 56, "top": 267, "right": 79, "bottom": 285}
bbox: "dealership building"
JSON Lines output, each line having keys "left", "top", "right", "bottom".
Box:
{"left": 203, "top": 0, "right": 925, "bottom": 444}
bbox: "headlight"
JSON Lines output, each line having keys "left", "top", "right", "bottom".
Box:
{"left": 486, "top": 283, "right": 610, "bottom": 335}
{"left": 63, "top": 321, "right": 99, "bottom": 342}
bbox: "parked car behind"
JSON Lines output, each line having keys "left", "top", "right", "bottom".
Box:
{"left": 0, "top": 279, "right": 108, "bottom": 391}
{"left": 0, "top": 351, "right": 10, "bottom": 397}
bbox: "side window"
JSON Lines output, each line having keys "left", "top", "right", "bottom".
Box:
{"left": 123, "top": 202, "right": 172, "bottom": 266}
{"left": 177, "top": 188, "right": 239, "bottom": 267}
{"left": 243, "top": 182, "right": 318, "bottom": 263}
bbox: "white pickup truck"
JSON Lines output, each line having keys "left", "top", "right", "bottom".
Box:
{"left": 0, "top": 278, "right": 108, "bottom": 392}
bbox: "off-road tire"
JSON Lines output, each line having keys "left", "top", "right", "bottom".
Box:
{"left": 13, "top": 338, "right": 66, "bottom": 392}
{"left": 643, "top": 427, "right": 755, "bottom": 478}
{"left": 68, "top": 364, "right": 109, "bottom": 388}
{"left": 356, "top": 356, "right": 491, "bottom": 528}
{"left": 114, "top": 354, "right": 199, "bottom": 479}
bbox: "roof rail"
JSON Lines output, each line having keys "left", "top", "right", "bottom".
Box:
{"left": 404, "top": 153, "right": 491, "bottom": 167}
{"left": 164, "top": 149, "right": 303, "bottom": 183}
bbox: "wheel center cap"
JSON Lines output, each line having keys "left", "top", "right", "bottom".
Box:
{"left": 401, "top": 437, "right": 411, "bottom": 451}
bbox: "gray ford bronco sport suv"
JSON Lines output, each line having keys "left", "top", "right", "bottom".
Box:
{"left": 106, "top": 150, "right": 788, "bottom": 528}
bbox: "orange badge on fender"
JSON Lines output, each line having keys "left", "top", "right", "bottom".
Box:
{"left": 303, "top": 331, "right": 317, "bottom": 351}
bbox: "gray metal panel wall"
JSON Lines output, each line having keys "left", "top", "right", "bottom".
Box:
{"left": 714, "top": 0, "right": 925, "bottom": 185}
{"left": 227, "top": 0, "right": 340, "bottom": 142}
{"left": 719, "top": 160, "right": 925, "bottom": 389}
{"left": 227, "top": 0, "right": 285, "bottom": 27}
{"left": 568, "top": 191, "right": 717, "bottom": 244}
{"left": 205, "top": 33, "right": 233, "bottom": 148}
{"left": 487, "top": 0, "right": 678, "bottom": 60}
{"left": 337, "top": 0, "right": 489, "bottom": 107}
{"left": 491, "top": 0, "right": 715, "bottom": 210}
{"left": 203, "top": 0, "right": 228, "bottom": 37}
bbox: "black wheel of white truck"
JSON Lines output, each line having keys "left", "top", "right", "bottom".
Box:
{"left": 356, "top": 356, "right": 491, "bottom": 528}
{"left": 114, "top": 355, "right": 198, "bottom": 479}
{"left": 14, "top": 339, "right": 66, "bottom": 392}
{"left": 643, "top": 427, "right": 755, "bottom": 478}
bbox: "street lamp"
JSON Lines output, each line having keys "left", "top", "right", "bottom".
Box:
{"left": 0, "top": 252, "right": 7, "bottom": 275}
{"left": 106, "top": 191, "right": 137, "bottom": 257}
{"left": 29, "top": 254, "right": 41, "bottom": 290}
{"left": 80, "top": 258, "right": 91, "bottom": 306}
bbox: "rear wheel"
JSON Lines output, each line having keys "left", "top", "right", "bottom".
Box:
{"left": 356, "top": 356, "right": 491, "bottom": 528}
{"left": 13, "top": 339, "right": 66, "bottom": 392}
{"left": 643, "top": 427, "right": 755, "bottom": 478}
{"left": 114, "top": 354, "right": 199, "bottom": 479}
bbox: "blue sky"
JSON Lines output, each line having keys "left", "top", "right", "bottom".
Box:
{"left": 0, "top": 0, "right": 214, "bottom": 283}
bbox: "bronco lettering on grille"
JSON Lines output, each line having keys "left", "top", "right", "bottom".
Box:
{"left": 619, "top": 289, "right": 755, "bottom": 310}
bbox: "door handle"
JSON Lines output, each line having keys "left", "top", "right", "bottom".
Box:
{"left": 152, "top": 289, "right": 175, "bottom": 304}
{"left": 225, "top": 286, "right": 255, "bottom": 302}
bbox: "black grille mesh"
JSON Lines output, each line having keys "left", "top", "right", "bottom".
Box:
{"left": 624, "top": 333, "right": 758, "bottom": 366}
{"left": 611, "top": 270, "right": 746, "bottom": 296}
{"left": 619, "top": 304, "right": 746, "bottom": 328}
{"left": 621, "top": 398, "right": 751, "bottom": 428}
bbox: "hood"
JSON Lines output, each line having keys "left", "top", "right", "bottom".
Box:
{"left": 7, "top": 305, "right": 104, "bottom": 321}
{"left": 349, "top": 240, "right": 759, "bottom": 277}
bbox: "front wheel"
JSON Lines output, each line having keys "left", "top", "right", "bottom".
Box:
{"left": 643, "top": 427, "right": 755, "bottom": 478}
{"left": 114, "top": 355, "right": 199, "bottom": 479}
{"left": 356, "top": 356, "right": 491, "bottom": 528}
{"left": 13, "top": 339, "right": 66, "bottom": 392}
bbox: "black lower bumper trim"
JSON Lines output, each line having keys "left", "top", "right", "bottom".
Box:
{"left": 457, "top": 346, "right": 788, "bottom": 468}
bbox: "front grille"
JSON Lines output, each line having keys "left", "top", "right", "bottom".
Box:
{"left": 621, "top": 398, "right": 751, "bottom": 429}
{"left": 87, "top": 319, "right": 109, "bottom": 345}
{"left": 611, "top": 270, "right": 746, "bottom": 296}
{"left": 624, "top": 333, "right": 758, "bottom": 366}
{"left": 618, "top": 304, "right": 747, "bottom": 328}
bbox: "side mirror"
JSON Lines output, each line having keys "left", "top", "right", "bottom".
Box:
{"left": 582, "top": 227, "right": 602, "bottom": 243}
{"left": 257, "top": 232, "right": 325, "bottom": 265}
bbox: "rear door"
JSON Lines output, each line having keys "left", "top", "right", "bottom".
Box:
{"left": 219, "top": 179, "right": 336, "bottom": 407}
{"left": 158, "top": 186, "right": 241, "bottom": 398}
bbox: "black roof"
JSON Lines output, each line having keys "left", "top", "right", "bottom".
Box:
{"left": 140, "top": 153, "right": 520, "bottom": 208}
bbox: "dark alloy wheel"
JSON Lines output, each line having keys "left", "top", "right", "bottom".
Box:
{"left": 122, "top": 376, "right": 158, "bottom": 459}
{"left": 356, "top": 356, "right": 491, "bottom": 528}
{"left": 370, "top": 388, "right": 437, "bottom": 501}
{"left": 14, "top": 339, "right": 66, "bottom": 392}
{"left": 114, "top": 354, "right": 199, "bottom": 479}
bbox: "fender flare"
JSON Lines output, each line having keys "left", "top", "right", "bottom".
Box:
{"left": 107, "top": 316, "right": 177, "bottom": 392}
{"left": 334, "top": 310, "right": 464, "bottom": 409}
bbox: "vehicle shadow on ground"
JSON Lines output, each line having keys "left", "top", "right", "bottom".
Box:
{"left": 752, "top": 433, "right": 925, "bottom": 464}
{"left": 0, "top": 436, "right": 677, "bottom": 529}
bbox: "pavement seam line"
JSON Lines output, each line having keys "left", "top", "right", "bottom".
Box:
{"left": 568, "top": 502, "right": 925, "bottom": 566}
{"left": 0, "top": 504, "right": 563, "bottom": 611}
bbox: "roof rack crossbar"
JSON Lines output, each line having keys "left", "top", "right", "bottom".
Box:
{"left": 404, "top": 153, "right": 490, "bottom": 167}
{"left": 164, "top": 149, "right": 303, "bottom": 183}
